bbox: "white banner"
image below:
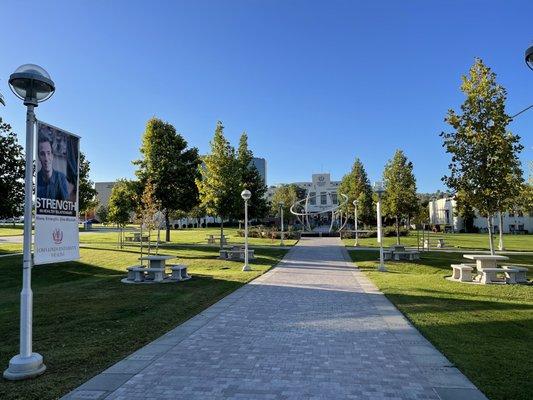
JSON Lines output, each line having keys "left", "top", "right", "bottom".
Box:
{"left": 34, "top": 121, "right": 80, "bottom": 265}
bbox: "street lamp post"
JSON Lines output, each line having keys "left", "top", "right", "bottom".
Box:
{"left": 373, "top": 182, "right": 387, "bottom": 272}
{"left": 241, "top": 190, "right": 252, "bottom": 271}
{"left": 525, "top": 45, "right": 533, "bottom": 71}
{"left": 352, "top": 199, "right": 359, "bottom": 247}
{"left": 279, "top": 201, "right": 285, "bottom": 246}
{"left": 4, "top": 64, "right": 55, "bottom": 380}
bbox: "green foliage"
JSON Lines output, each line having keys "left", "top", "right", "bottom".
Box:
{"left": 108, "top": 179, "right": 136, "bottom": 227}
{"left": 0, "top": 118, "right": 24, "bottom": 219}
{"left": 78, "top": 152, "right": 98, "bottom": 214}
{"left": 338, "top": 158, "right": 374, "bottom": 225}
{"left": 382, "top": 149, "right": 418, "bottom": 243}
{"left": 95, "top": 205, "right": 109, "bottom": 225}
{"left": 270, "top": 184, "right": 302, "bottom": 223}
{"left": 441, "top": 59, "right": 524, "bottom": 253}
{"left": 135, "top": 118, "right": 200, "bottom": 240}
{"left": 236, "top": 132, "right": 268, "bottom": 219}
{"left": 197, "top": 121, "right": 241, "bottom": 222}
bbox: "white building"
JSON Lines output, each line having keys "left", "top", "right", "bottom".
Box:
{"left": 428, "top": 197, "right": 533, "bottom": 234}
{"left": 94, "top": 182, "right": 117, "bottom": 208}
{"left": 267, "top": 173, "right": 341, "bottom": 212}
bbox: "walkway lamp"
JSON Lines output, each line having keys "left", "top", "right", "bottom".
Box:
{"left": 525, "top": 45, "right": 533, "bottom": 71}
{"left": 352, "top": 199, "right": 359, "bottom": 247}
{"left": 279, "top": 201, "right": 285, "bottom": 246}
{"left": 241, "top": 189, "right": 252, "bottom": 271}
{"left": 373, "top": 182, "right": 387, "bottom": 272}
{"left": 4, "top": 64, "right": 55, "bottom": 380}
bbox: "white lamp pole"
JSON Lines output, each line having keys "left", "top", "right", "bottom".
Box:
{"left": 353, "top": 199, "right": 359, "bottom": 247}
{"left": 4, "top": 64, "right": 55, "bottom": 380}
{"left": 374, "top": 182, "right": 387, "bottom": 272}
{"left": 279, "top": 201, "right": 285, "bottom": 246}
{"left": 241, "top": 190, "right": 252, "bottom": 271}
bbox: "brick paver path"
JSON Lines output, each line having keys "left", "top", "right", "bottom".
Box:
{"left": 65, "top": 237, "right": 487, "bottom": 400}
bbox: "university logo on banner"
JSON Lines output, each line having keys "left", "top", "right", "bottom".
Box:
{"left": 34, "top": 121, "right": 80, "bottom": 265}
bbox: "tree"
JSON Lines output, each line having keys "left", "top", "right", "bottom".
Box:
{"left": 135, "top": 118, "right": 201, "bottom": 242}
{"left": 0, "top": 118, "right": 24, "bottom": 221}
{"left": 139, "top": 179, "right": 160, "bottom": 254}
{"left": 270, "top": 184, "right": 301, "bottom": 225}
{"left": 338, "top": 158, "right": 374, "bottom": 226}
{"left": 108, "top": 179, "right": 136, "bottom": 248}
{"left": 236, "top": 132, "right": 268, "bottom": 220}
{"left": 196, "top": 121, "right": 241, "bottom": 247}
{"left": 382, "top": 150, "right": 418, "bottom": 244}
{"left": 441, "top": 59, "right": 524, "bottom": 254}
{"left": 96, "top": 205, "right": 109, "bottom": 225}
{"left": 78, "top": 152, "right": 98, "bottom": 217}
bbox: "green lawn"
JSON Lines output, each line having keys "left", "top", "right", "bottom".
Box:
{"left": 0, "top": 244, "right": 287, "bottom": 400}
{"left": 349, "top": 250, "right": 533, "bottom": 400}
{"left": 0, "top": 225, "right": 24, "bottom": 236}
{"left": 343, "top": 231, "right": 533, "bottom": 251}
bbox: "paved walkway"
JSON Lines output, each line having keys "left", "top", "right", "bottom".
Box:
{"left": 64, "top": 237, "right": 487, "bottom": 400}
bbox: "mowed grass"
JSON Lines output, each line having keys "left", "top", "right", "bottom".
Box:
{"left": 349, "top": 250, "right": 533, "bottom": 400}
{"left": 0, "top": 225, "right": 24, "bottom": 236}
{"left": 0, "top": 244, "right": 287, "bottom": 400}
{"left": 343, "top": 231, "right": 533, "bottom": 251}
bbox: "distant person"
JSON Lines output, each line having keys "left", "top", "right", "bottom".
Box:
{"left": 37, "top": 135, "right": 69, "bottom": 201}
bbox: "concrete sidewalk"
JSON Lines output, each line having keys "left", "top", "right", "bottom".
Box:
{"left": 64, "top": 237, "right": 487, "bottom": 400}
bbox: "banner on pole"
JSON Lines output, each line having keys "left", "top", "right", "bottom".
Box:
{"left": 34, "top": 121, "right": 80, "bottom": 265}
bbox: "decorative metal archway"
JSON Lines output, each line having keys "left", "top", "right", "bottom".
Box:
{"left": 290, "top": 192, "right": 349, "bottom": 233}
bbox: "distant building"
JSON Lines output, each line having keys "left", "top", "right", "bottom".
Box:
{"left": 94, "top": 182, "right": 117, "bottom": 208}
{"left": 267, "top": 173, "right": 341, "bottom": 212}
{"left": 251, "top": 157, "right": 267, "bottom": 184}
{"left": 428, "top": 197, "right": 533, "bottom": 233}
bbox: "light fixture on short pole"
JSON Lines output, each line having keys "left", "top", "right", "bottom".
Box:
{"left": 373, "top": 182, "right": 387, "bottom": 272}
{"left": 279, "top": 201, "right": 285, "bottom": 246}
{"left": 352, "top": 199, "right": 359, "bottom": 247}
{"left": 241, "top": 189, "right": 252, "bottom": 271}
{"left": 4, "top": 64, "right": 55, "bottom": 380}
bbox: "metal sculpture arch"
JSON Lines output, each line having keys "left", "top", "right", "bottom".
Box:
{"left": 290, "top": 192, "right": 349, "bottom": 233}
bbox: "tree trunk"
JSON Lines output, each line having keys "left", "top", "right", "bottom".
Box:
{"left": 498, "top": 212, "right": 504, "bottom": 251}
{"left": 165, "top": 210, "right": 170, "bottom": 242}
{"left": 395, "top": 215, "right": 400, "bottom": 245}
{"left": 487, "top": 216, "right": 495, "bottom": 255}
{"left": 220, "top": 217, "right": 224, "bottom": 249}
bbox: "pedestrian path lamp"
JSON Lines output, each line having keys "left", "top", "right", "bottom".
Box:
{"left": 525, "top": 45, "right": 533, "bottom": 71}
{"left": 4, "top": 64, "right": 55, "bottom": 380}
{"left": 373, "top": 182, "right": 387, "bottom": 272}
{"left": 241, "top": 190, "right": 252, "bottom": 271}
{"left": 279, "top": 201, "right": 285, "bottom": 246}
{"left": 352, "top": 199, "right": 359, "bottom": 247}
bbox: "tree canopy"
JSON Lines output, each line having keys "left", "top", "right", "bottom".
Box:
{"left": 135, "top": 118, "right": 200, "bottom": 241}
{"left": 0, "top": 118, "right": 24, "bottom": 219}
{"left": 78, "top": 152, "right": 98, "bottom": 215}
{"left": 441, "top": 59, "right": 524, "bottom": 253}
{"left": 382, "top": 149, "right": 418, "bottom": 244}
{"left": 338, "top": 158, "right": 374, "bottom": 226}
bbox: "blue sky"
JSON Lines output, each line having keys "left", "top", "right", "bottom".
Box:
{"left": 1, "top": 0, "right": 531, "bottom": 192}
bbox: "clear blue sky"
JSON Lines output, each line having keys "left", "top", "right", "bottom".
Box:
{"left": 1, "top": 0, "right": 531, "bottom": 192}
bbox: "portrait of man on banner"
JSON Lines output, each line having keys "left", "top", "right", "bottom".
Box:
{"left": 36, "top": 123, "right": 79, "bottom": 216}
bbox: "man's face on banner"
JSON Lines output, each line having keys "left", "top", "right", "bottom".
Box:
{"left": 38, "top": 140, "right": 54, "bottom": 177}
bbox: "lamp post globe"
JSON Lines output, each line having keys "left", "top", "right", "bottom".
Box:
{"left": 241, "top": 190, "right": 252, "bottom": 271}
{"left": 9, "top": 64, "right": 55, "bottom": 106}
{"left": 4, "top": 64, "right": 55, "bottom": 381}
{"left": 525, "top": 45, "right": 533, "bottom": 71}
{"left": 373, "top": 182, "right": 387, "bottom": 272}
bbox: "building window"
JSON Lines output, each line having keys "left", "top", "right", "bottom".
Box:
{"left": 331, "top": 192, "right": 338, "bottom": 204}
{"left": 509, "top": 224, "right": 515, "bottom": 232}
{"left": 309, "top": 192, "right": 316, "bottom": 205}
{"left": 321, "top": 192, "right": 327, "bottom": 205}
{"left": 518, "top": 224, "right": 524, "bottom": 231}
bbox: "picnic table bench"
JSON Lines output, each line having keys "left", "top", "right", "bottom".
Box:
{"left": 122, "top": 255, "right": 191, "bottom": 284}
{"left": 219, "top": 246, "right": 255, "bottom": 261}
{"left": 125, "top": 232, "right": 150, "bottom": 242}
{"left": 383, "top": 245, "right": 420, "bottom": 261}
{"left": 449, "top": 254, "right": 528, "bottom": 285}
{"left": 206, "top": 234, "right": 228, "bottom": 245}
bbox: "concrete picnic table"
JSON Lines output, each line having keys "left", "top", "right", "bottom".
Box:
{"left": 139, "top": 254, "right": 176, "bottom": 269}
{"left": 462, "top": 254, "right": 509, "bottom": 270}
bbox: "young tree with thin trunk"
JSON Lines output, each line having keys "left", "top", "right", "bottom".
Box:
{"left": 441, "top": 59, "right": 524, "bottom": 254}
{"left": 135, "top": 118, "right": 200, "bottom": 242}
{"left": 196, "top": 121, "right": 241, "bottom": 248}
{"left": 78, "top": 152, "right": 98, "bottom": 219}
{"left": 108, "top": 179, "right": 136, "bottom": 248}
{"left": 338, "top": 158, "right": 374, "bottom": 227}
{"left": 0, "top": 118, "right": 24, "bottom": 222}
{"left": 382, "top": 150, "right": 418, "bottom": 244}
